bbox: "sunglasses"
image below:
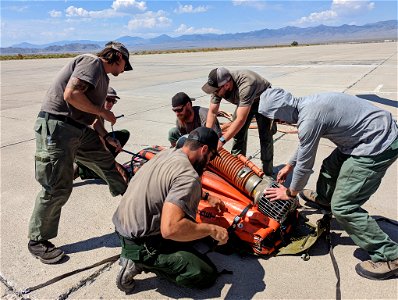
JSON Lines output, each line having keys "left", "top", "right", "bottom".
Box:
{"left": 172, "top": 103, "right": 186, "bottom": 113}
{"left": 106, "top": 97, "right": 118, "bottom": 104}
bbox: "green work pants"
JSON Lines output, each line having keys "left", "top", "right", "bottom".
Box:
{"left": 29, "top": 117, "right": 127, "bottom": 241}
{"left": 77, "top": 129, "right": 130, "bottom": 179}
{"left": 168, "top": 127, "right": 182, "bottom": 145}
{"left": 231, "top": 101, "right": 276, "bottom": 176}
{"left": 316, "top": 138, "right": 398, "bottom": 262}
{"left": 119, "top": 234, "right": 218, "bottom": 289}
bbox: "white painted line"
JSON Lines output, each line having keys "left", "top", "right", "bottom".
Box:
{"left": 373, "top": 84, "right": 383, "bottom": 92}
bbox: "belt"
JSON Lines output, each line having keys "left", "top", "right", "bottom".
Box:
{"left": 119, "top": 233, "right": 162, "bottom": 246}
{"left": 38, "top": 111, "right": 86, "bottom": 129}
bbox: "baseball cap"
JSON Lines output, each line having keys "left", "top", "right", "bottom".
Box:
{"left": 172, "top": 92, "right": 195, "bottom": 107}
{"left": 107, "top": 87, "right": 120, "bottom": 99}
{"left": 201, "top": 67, "right": 231, "bottom": 94}
{"left": 105, "top": 41, "right": 133, "bottom": 71}
{"left": 187, "top": 127, "right": 220, "bottom": 158}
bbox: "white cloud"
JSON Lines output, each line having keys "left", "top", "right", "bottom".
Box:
{"left": 174, "top": 24, "right": 223, "bottom": 35}
{"left": 49, "top": 10, "right": 62, "bottom": 18}
{"left": 65, "top": 1, "right": 147, "bottom": 19}
{"left": 232, "top": 0, "right": 266, "bottom": 10}
{"left": 332, "top": 0, "right": 374, "bottom": 12}
{"left": 65, "top": 6, "right": 90, "bottom": 17}
{"left": 174, "top": 4, "right": 208, "bottom": 14}
{"left": 112, "top": 0, "right": 147, "bottom": 12}
{"left": 297, "top": 10, "right": 337, "bottom": 24}
{"left": 127, "top": 10, "right": 171, "bottom": 30}
{"left": 295, "top": 0, "right": 375, "bottom": 25}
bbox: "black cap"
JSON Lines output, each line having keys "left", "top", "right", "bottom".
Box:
{"left": 107, "top": 87, "right": 120, "bottom": 99}
{"left": 105, "top": 41, "right": 133, "bottom": 71}
{"left": 187, "top": 127, "right": 220, "bottom": 157}
{"left": 172, "top": 92, "right": 195, "bottom": 107}
{"left": 201, "top": 67, "right": 231, "bottom": 94}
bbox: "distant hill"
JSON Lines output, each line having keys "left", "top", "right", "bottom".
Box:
{"left": 1, "top": 20, "right": 396, "bottom": 55}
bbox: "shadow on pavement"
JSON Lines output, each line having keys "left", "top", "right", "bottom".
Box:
{"left": 61, "top": 232, "right": 119, "bottom": 254}
{"left": 356, "top": 94, "right": 398, "bottom": 108}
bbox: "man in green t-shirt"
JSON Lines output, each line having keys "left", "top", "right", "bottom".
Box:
{"left": 113, "top": 127, "right": 228, "bottom": 293}
{"left": 29, "top": 42, "right": 132, "bottom": 264}
{"left": 168, "top": 92, "right": 222, "bottom": 147}
{"left": 202, "top": 67, "right": 276, "bottom": 176}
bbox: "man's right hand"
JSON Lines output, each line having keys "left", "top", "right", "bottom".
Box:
{"left": 210, "top": 224, "right": 228, "bottom": 245}
{"left": 276, "top": 164, "right": 294, "bottom": 184}
{"left": 100, "top": 109, "right": 117, "bottom": 125}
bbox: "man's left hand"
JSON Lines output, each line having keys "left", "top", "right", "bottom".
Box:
{"left": 106, "top": 136, "right": 122, "bottom": 153}
{"left": 264, "top": 186, "right": 291, "bottom": 201}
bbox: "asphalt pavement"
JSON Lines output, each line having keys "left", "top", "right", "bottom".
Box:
{"left": 1, "top": 41, "right": 397, "bottom": 299}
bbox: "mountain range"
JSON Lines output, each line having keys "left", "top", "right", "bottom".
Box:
{"left": 1, "top": 20, "right": 396, "bottom": 55}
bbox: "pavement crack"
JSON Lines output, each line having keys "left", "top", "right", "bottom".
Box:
{"left": 0, "top": 274, "right": 26, "bottom": 299}
{"left": 57, "top": 261, "right": 115, "bottom": 300}
{"left": 1, "top": 138, "right": 35, "bottom": 149}
{"left": 343, "top": 52, "right": 396, "bottom": 93}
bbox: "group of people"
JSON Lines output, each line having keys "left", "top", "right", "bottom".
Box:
{"left": 29, "top": 41, "right": 398, "bottom": 294}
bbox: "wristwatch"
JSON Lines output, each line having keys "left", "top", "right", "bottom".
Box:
{"left": 286, "top": 189, "right": 295, "bottom": 199}
{"left": 219, "top": 136, "right": 226, "bottom": 144}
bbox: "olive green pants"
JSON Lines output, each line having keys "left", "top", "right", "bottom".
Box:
{"left": 29, "top": 117, "right": 127, "bottom": 241}
{"left": 77, "top": 129, "right": 130, "bottom": 179}
{"left": 231, "top": 101, "right": 276, "bottom": 176}
{"left": 316, "top": 138, "right": 398, "bottom": 262}
{"left": 119, "top": 234, "right": 218, "bottom": 289}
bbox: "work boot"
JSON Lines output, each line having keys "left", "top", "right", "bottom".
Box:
{"left": 299, "top": 189, "right": 331, "bottom": 210}
{"left": 116, "top": 257, "right": 143, "bottom": 294}
{"left": 28, "top": 240, "right": 65, "bottom": 264}
{"left": 355, "top": 258, "right": 398, "bottom": 280}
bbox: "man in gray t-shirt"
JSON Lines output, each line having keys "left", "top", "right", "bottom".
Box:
{"left": 168, "top": 92, "right": 222, "bottom": 146}
{"left": 28, "top": 42, "right": 133, "bottom": 264}
{"left": 259, "top": 87, "right": 398, "bottom": 280}
{"left": 113, "top": 127, "right": 228, "bottom": 293}
{"left": 202, "top": 67, "right": 276, "bottom": 176}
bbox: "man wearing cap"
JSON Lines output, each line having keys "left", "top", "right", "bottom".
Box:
{"left": 202, "top": 67, "right": 276, "bottom": 176}
{"left": 28, "top": 41, "right": 133, "bottom": 264}
{"left": 75, "top": 86, "right": 130, "bottom": 180}
{"left": 259, "top": 87, "right": 398, "bottom": 280}
{"left": 169, "top": 92, "right": 222, "bottom": 147}
{"left": 113, "top": 127, "right": 228, "bottom": 293}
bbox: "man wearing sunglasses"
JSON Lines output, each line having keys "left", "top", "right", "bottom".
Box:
{"left": 202, "top": 67, "right": 276, "bottom": 176}
{"left": 75, "top": 86, "right": 130, "bottom": 180}
{"left": 168, "top": 92, "right": 222, "bottom": 147}
{"left": 113, "top": 127, "right": 228, "bottom": 293}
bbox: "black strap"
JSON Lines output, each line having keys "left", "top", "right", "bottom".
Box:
{"left": 324, "top": 214, "right": 341, "bottom": 300}
{"left": 21, "top": 254, "right": 120, "bottom": 294}
{"left": 228, "top": 204, "right": 253, "bottom": 233}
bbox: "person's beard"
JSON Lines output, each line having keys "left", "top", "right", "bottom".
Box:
{"left": 192, "top": 156, "right": 208, "bottom": 177}
{"left": 178, "top": 108, "right": 193, "bottom": 123}
{"left": 223, "top": 89, "right": 232, "bottom": 99}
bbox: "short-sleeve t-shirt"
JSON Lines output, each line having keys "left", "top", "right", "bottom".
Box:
{"left": 41, "top": 54, "right": 109, "bottom": 126}
{"left": 211, "top": 70, "right": 271, "bottom": 107}
{"left": 176, "top": 106, "right": 222, "bottom": 137}
{"left": 112, "top": 148, "right": 202, "bottom": 238}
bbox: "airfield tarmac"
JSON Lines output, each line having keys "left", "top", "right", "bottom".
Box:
{"left": 1, "top": 41, "right": 397, "bottom": 299}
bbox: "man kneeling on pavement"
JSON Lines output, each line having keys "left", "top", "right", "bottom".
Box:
{"left": 112, "top": 127, "right": 228, "bottom": 293}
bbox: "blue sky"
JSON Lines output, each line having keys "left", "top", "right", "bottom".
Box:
{"left": 1, "top": 0, "right": 396, "bottom": 47}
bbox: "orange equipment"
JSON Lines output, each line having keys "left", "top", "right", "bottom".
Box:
{"left": 125, "top": 146, "right": 299, "bottom": 256}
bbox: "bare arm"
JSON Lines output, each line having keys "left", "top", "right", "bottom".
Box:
{"left": 64, "top": 77, "right": 116, "bottom": 124}
{"left": 205, "top": 102, "right": 220, "bottom": 129}
{"left": 160, "top": 202, "right": 228, "bottom": 245}
{"left": 223, "top": 106, "right": 250, "bottom": 141}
